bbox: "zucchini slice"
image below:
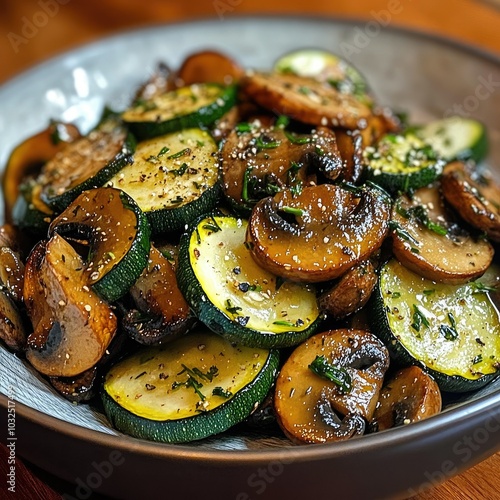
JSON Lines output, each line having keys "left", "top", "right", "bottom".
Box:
{"left": 363, "top": 133, "right": 445, "bottom": 193}
{"left": 274, "top": 49, "right": 372, "bottom": 106}
{"left": 38, "top": 127, "right": 136, "bottom": 211}
{"left": 107, "top": 128, "right": 220, "bottom": 234}
{"left": 371, "top": 259, "right": 500, "bottom": 392}
{"left": 122, "top": 83, "right": 237, "bottom": 139}
{"left": 101, "top": 330, "right": 279, "bottom": 443}
{"left": 416, "top": 116, "right": 488, "bottom": 163}
{"left": 177, "top": 215, "right": 321, "bottom": 349}
{"left": 12, "top": 181, "right": 53, "bottom": 234}
{"left": 49, "top": 187, "right": 151, "bottom": 303}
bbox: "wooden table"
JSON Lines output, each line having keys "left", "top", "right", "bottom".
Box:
{"left": 0, "top": 1, "right": 499, "bottom": 499}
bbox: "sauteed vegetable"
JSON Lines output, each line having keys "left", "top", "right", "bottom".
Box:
{"left": 1, "top": 48, "right": 499, "bottom": 445}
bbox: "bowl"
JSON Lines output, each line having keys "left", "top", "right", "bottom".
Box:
{"left": 0, "top": 16, "right": 499, "bottom": 500}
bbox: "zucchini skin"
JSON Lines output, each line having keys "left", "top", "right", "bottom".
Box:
{"left": 101, "top": 348, "right": 279, "bottom": 443}
{"left": 176, "top": 213, "right": 322, "bottom": 349}
{"left": 369, "top": 261, "right": 500, "bottom": 393}
{"left": 125, "top": 84, "right": 238, "bottom": 140}
{"left": 146, "top": 181, "right": 222, "bottom": 234}
{"left": 93, "top": 191, "right": 151, "bottom": 302}
{"left": 43, "top": 131, "right": 137, "bottom": 212}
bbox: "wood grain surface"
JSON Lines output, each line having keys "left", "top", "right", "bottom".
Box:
{"left": 0, "top": 1, "right": 499, "bottom": 499}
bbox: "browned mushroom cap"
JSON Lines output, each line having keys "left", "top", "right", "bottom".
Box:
{"left": 441, "top": 161, "right": 500, "bottom": 242}
{"left": 2, "top": 122, "right": 80, "bottom": 223}
{"left": 24, "top": 235, "right": 117, "bottom": 377}
{"left": 0, "top": 291, "right": 27, "bottom": 353}
{"left": 333, "top": 129, "right": 364, "bottom": 183}
{"left": 0, "top": 234, "right": 28, "bottom": 352}
{"left": 247, "top": 184, "right": 391, "bottom": 282}
{"left": 274, "top": 329, "right": 389, "bottom": 444}
{"left": 319, "top": 260, "right": 378, "bottom": 320}
{"left": 49, "top": 365, "right": 98, "bottom": 404}
{"left": 176, "top": 50, "right": 244, "bottom": 86}
{"left": 240, "top": 72, "right": 371, "bottom": 130}
{"left": 221, "top": 123, "right": 343, "bottom": 208}
{"left": 370, "top": 365, "right": 442, "bottom": 432}
{"left": 391, "top": 186, "right": 494, "bottom": 284}
{"left": 122, "top": 245, "right": 195, "bottom": 345}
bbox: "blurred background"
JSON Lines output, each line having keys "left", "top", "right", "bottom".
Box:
{"left": 0, "top": 0, "right": 499, "bottom": 83}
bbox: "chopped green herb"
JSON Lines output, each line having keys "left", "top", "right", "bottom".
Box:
{"left": 472, "top": 354, "right": 483, "bottom": 365}
{"left": 255, "top": 135, "right": 281, "bottom": 150}
{"left": 167, "top": 148, "right": 191, "bottom": 160}
{"left": 389, "top": 221, "right": 420, "bottom": 246}
{"left": 172, "top": 162, "right": 188, "bottom": 176}
{"left": 284, "top": 131, "right": 310, "bottom": 145}
{"left": 273, "top": 320, "right": 296, "bottom": 327}
{"left": 423, "top": 289, "right": 435, "bottom": 296}
{"left": 212, "top": 387, "right": 232, "bottom": 398}
{"left": 440, "top": 324, "right": 458, "bottom": 341}
{"left": 236, "top": 122, "right": 252, "bottom": 133}
{"left": 275, "top": 115, "right": 290, "bottom": 129}
{"left": 391, "top": 292, "right": 401, "bottom": 299}
{"left": 281, "top": 206, "right": 304, "bottom": 217}
{"left": 202, "top": 216, "right": 222, "bottom": 233}
{"left": 411, "top": 304, "right": 430, "bottom": 332}
{"left": 308, "top": 355, "right": 352, "bottom": 393}
{"left": 409, "top": 205, "right": 447, "bottom": 236}
{"left": 472, "top": 281, "right": 498, "bottom": 293}
{"left": 225, "top": 299, "right": 242, "bottom": 315}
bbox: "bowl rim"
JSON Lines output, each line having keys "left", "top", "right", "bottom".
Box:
{"left": 1, "top": 14, "right": 499, "bottom": 464}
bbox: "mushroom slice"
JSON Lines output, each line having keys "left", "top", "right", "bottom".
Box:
{"left": 441, "top": 161, "right": 500, "bottom": 242}
{"left": 333, "top": 129, "right": 364, "bottom": 183}
{"left": 318, "top": 260, "right": 377, "bottom": 320}
{"left": 49, "top": 365, "right": 99, "bottom": 404}
{"left": 0, "top": 235, "right": 27, "bottom": 352}
{"left": 274, "top": 329, "right": 389, "bottom": 444}
{"left": 370, "top": 366, "right": 442, "bottom": 432}
{"left": 221, "top": 122, "right": 342, "bottom": 209}
{"left": 240, "top": 72, "right": 371, "bottom": 130}
{"left": 391, "top": 186, "right": 493, "bottom": 284}
{"left": 0, "top": 290, "right": 27, "bottom": 352}
{"left": 24, "top": 234, "right": 117, "bottom": 377}
{"left": 247, "top": 183, "right": 391, "bottom": 282}
{"left": 122, "top": 245, "right": 195, "bottom": 345}
{"left": 177, "top": 50, "right": 244, "bottom": 86}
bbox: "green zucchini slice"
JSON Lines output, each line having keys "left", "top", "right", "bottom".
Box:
{"left": 416, "top": 116, "right": 488, "bottom": 163}
{"left": 274, "top": 48, "right": 372, "bottom": 106}
{"left": 122, "top": 83, "right": 237, "bottom": 139}
{"left": 364, "top": 133, "right": 445, "bottom": 193}
{"left": 371, "top": 259, "right": 500, "bottom": 392}
{"left": 106, "top": 128, "right": 220, "bottom": 234}
{"left": 12, "top": 180, "right": 53, "bottom": 235}
{"left": 177, "top": 215, "right": 321, "bottom": 349}
{"left": 49, "top": 187, "right": 151, "bottom": 302}
{"left": 101, "top": 330, "right": 279, "bottom": 443}
{"left": 38, "top": 127, "right": 136, "bottom": 211}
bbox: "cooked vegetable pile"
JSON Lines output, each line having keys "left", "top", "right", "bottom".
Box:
{"left": 1, "top": 48, "right": 499, "bottom": 445}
